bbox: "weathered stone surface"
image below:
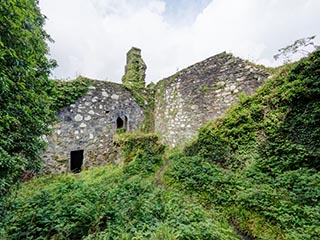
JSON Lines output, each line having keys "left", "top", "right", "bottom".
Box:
{"left": 84, "top": 116, "right": 91, "bottom": 121}
{"left": 74, "top": 114, "right": 83, "bottom": 122}
{"left": 43, "top": 51, "right": 269, "bottom": 173}
{"left": 154, "top": 52, "right": 269, "bottom": 147}
{"left": 111, "top": 94, "right": 119, "bottom": 100}
{"left": 42, "top": 80, "right": 144, "bottom": 173}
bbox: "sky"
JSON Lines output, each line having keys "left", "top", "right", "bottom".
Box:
{"left": 39, "top": 0, "right": 320, "bottom": 83}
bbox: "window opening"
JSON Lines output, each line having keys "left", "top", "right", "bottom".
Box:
{"left": 116, "top": 117, "right": 124, "bottom": 129}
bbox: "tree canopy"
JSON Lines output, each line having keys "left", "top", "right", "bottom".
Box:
{"left": 0, "top": 0, "right": 56, "bottom": 196}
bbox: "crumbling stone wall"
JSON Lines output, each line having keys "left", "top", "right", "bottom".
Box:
{"left": 43, "top": 50, "right": 270, "bottom": 173}
{"left": 42, "top": 80, "right": 144, "bottom": 173}
{"left": 154, "top": 52, "right": 269, "bottom": 147}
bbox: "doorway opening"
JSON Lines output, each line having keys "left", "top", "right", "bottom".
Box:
{"left": 116, "top": 117, "right": 124, "bottom": 129}
{"left": 70, "top": 150, "right": 83, "bottom": 173}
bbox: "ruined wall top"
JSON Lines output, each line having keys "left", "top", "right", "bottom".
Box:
{"left": 126, "top": 47, "right": 142, "bottom": 62}
{"left": 154, "top": 52, "right": 270, "bottom": 147}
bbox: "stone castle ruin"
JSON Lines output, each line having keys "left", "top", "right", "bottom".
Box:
{"left": 43, "top": 47, "right": 269, "bottom": 173}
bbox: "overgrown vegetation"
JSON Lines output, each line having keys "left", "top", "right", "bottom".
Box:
{"left": 139, "top": 83, "right": 156, "bottom": 133}
{"left": 166, "top": 49, "right": 320, "bottom": 239}
{"left": 50, "top": 76, "right": 91, "bottom": 112}
{"left": 122, "top": 47, "right": 147, "bottom": 107}
{"left": 121, "top": 47, "right": 156, "bottom": 132}
{"left": 1, "top": 3, "right": 319, "bottom": 237}
{"left": 0, "top": 0, "right": 56, "bottom": 197}
{"left": 0, "top": 134, "right": 238, "bottom": 239}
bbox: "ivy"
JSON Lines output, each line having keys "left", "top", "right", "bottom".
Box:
{"left": 50, "top": 76, "right": 91, "bottom": 112}
{"left": 0, "top": 0, "right": 56, "bottom": 197}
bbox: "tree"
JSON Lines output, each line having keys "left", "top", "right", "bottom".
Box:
{"left": 0, "top": 0, "right": 56, "bottom": 196}
{"left": 274, "top": 35, "right": 319, "bottom": 63}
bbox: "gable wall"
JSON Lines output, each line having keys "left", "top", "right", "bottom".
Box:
{"left": 42, "top": 81, "right": 144, "bottom": 173}
{"left": 154, "top": 53, "right": 269, "bottom": 147}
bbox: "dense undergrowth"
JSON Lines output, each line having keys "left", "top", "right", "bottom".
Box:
{"left": 166, "top": 49, "right": 320, "bottom": 239}
{"left": 1, "top": 50, "right": 319, "bottom": 239}
{"left": 0, "top": 134, "right": 238, "bottom": 239}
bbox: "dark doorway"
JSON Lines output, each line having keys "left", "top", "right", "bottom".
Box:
{"left": 116, "top": 117, "right": 124, "bottom": 129}
{"left": 70, "top": 150, "right": 83, "bottom": 173}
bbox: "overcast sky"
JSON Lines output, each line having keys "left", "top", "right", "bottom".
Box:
{"left": 39, "top": 0, "right": 320, "bottom": 83}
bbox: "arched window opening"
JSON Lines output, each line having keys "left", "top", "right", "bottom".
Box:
{"left": 116, "top": 115, "right": 128, "bottom": 132}
{"left": 116, "top": 117, "right": 124, "bottom": 129}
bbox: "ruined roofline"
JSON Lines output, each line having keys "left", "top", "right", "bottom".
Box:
{"left": 53, "top": 76, "right": 126, "bottom": 88}
{"left": 53, "top": 50, "right": 270, "bottom": 89}
{"left": 156, "top": 51, "right": 269, "bottom": 85}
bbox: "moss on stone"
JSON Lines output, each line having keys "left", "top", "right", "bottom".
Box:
{"left": 214, "top": 82, "right": 226, "bottom": 90}
{"left": 199, "top": 86, "right": 213, "bottom": 93}
{"left": 120, "top": 48, "right": 158, "bottom": 133}
{"left": 139, "top": 83, "right": 156, "bottom": 133}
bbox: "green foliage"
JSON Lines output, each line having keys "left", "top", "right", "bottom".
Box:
{"left": 122, "top": 48, "right": 146, "bottom": 91}
{"left": 50, "top": 76, "right": 91, "bottom": 112}
{"left": 0, "top": 0, "right": 56, "bottom": 197}
{"left": 1, "top": 134, "right": 238, "bottom": 240}
{"left": 166, "top": 153, "right": 239, "bottom": 206}
{"left": 199, "top": 85, "right": 212, "bottom": 93}
{"left": 140, "top": 82, "right": 156, "bottom": 132}
{"left": 115, "top": 132, "right": 164, "bottom": 166}
{"left": 166, "top": 49, "right": 320, "bottom": 239}
{"left": 122, "top": 47, "right": 147, "bottom": 107}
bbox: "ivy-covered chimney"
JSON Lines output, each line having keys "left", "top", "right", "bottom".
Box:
{"left": 122, "top": 47, "right": 147, "bottom": 91}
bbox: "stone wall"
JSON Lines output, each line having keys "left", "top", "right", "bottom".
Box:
{"left": 42, "top": 80, "right": 144, "bottom": 173}
{"left": 154, "top": 52, "right": 269, "bottom": 147}
{"left": 43, "top": 50, "right": 270, "bottom": 173}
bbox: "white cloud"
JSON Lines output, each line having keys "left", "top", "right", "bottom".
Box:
{"left": 39, "top": 0, "right": 320, "bottom": 83}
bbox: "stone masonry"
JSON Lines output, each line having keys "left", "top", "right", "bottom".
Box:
{"left": 42, "top": 80, "right": 144, "bottom": 173}
{"left": 43, "top": 49, "right": 269, "bottom": 173}
{"left": 154, "top": 52, "right": 269, "bottom": 147}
